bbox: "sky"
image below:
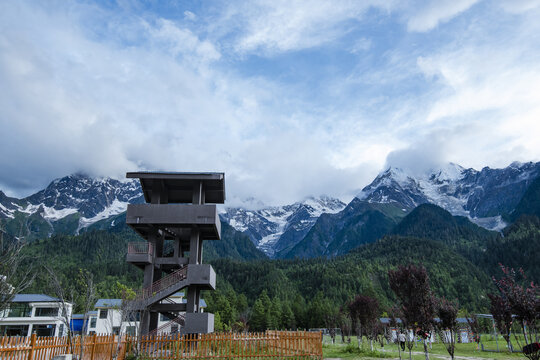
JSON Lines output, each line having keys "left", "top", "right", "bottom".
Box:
{"left": 1, "top": 0, "right": 540, "bottom": 206}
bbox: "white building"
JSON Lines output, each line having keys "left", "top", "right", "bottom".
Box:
{"left": 86, "top": 293, "right": 206, "bottom": 336}
{"left": 0, "top": 294, "right": 72, "bottom": 337}
{"left": 86, "top": 299, "right": 129, "bottom": 335}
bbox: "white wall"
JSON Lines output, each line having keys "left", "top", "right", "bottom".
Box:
{"left": 0, "top": 301, "right": 72, "bottom": 337}
{"left": 91, "top": 308, "right": 123, "bottom": 335}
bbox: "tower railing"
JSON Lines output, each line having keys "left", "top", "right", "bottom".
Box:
{"left": 148, "top": 314, "right": 186, "bottom": 336}
{"left": 138, "top": 266, "right": 188, "bottom": 301}
{"left": 127, "top": 242, "right": 154, "bottom": 255}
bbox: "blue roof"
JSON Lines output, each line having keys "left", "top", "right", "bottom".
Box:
{"left": 71, "top": 314, "right": 85, "bottom": 319}
{"left": 94, "top": 299, "right": 122, "bottom": 308}
{"left": 12, "top": 294, "right": 59, "bottom": 302}
{"left": 380, "top": 317, "right": 402, "bottom": 324}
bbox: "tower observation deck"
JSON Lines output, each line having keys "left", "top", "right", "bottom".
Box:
{"left": 125, "top": 172, "right": 225, "bottom": 335}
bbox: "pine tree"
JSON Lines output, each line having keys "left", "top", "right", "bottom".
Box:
{"left": 281, "top": 302, "right": 296, "bottom": 329}
{"left": 292, "top": 294, "right": 307, "bottom": 329}
{"left": 237, "top": 293, "right": 248, "bottom": 313}
{"left": 214, "top": 312, "right": 225, "bottom": 332}
{"left": 306, "top": 292, "right": 329, "bottom": 328}
{"left": 260, "top": 289, "right": 271, "bottom": 309}
{"left": 250, "top": 299, "right": 267, "bottom": 331}
{"left": 269, "top": 297, "right": 282, "bottom": 329}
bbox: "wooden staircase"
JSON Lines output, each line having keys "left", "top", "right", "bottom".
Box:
{"left": 133, "top": 266, "right": 188, "bottom": 309}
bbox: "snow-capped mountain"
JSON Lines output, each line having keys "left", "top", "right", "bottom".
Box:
{"left": 0, "top": 174, "right": 143, "bottom": 236}
{"left": 220, "top": 196, "right": 346, "bottom": 257}
{"left": 1, "top": 161, "right": 538, "bottom": 255}
{"left": 358, "top": 161, "right": 540, "bottom": 230}
{"left": 0, "top": 173, "right": 345, "bottom": 255}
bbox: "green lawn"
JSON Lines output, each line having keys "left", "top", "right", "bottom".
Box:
{"left": 322, "top": 335, "right": 525, "bottom": 360}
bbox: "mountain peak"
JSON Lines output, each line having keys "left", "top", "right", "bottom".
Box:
{"left": 429, "top": 162, "right": 466, "bottom": 182}
{"left": 358, "top": 161, "right": 540, "bottom": 226}
{"left": 379, "top": 162, "right": 467, "bottom": 182}
{"left": 221, "top": 195, "right": 346, "bottom": 257}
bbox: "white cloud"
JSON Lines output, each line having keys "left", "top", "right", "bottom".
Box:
{"left": 184, "top": 10, "right": 197, "bottom": 21}
{"left": 0, "top": 0, "right": 379, "bottom": 204}
{"left": 405, "top": 10, "right": 540, "bottom": 169}
{"left": 406, "top": 0, "right": 481, "bottom": 32}
{"left": 499, "top": 0, "right": 540, "bottom": 13}
{"left": 225, "top": 0, "right": 394, "bottom": 54}
{"left": 1, "top": 0, "right": 540, "bottom": 206}
{"left": 417, "top": 43, "right": 540, "bottom": 126}
{"left": 144, "top": 19, "right": 221, "bottom": 63}
{"left": 385, "top": 134, "right": 449, "bottom": 176}
{"left": 349, "top": 37, "right": 372, "bottom": 54}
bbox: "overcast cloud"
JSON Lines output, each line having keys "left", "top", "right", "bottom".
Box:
{"left": 1, "top": 0, "right": 539, "bottom": 206}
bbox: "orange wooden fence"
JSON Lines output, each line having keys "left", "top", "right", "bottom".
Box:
{"left": 0, "top": 331, "right": 322, "bottom": 360}
{"left": 0, "top": 334, "right": 124, "bottom": 360}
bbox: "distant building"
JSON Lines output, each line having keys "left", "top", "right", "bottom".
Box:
{"left": 69, "top": 314, "right": 86, "bottom": 335}
{"left": 86, "top": 293, "right": 206, "bottom": 336}
{"left": 0, "top": 294, "right": 72, "bottom": 337}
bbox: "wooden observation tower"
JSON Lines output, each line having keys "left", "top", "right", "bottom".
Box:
{"left": 125, "top": 172, "right": 224, "bottom": 335}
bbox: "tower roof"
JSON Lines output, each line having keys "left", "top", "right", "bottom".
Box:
{"left": 127, "top": 172, "right": 225, "bottom": 204}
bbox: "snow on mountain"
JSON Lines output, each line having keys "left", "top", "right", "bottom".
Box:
{"left": 220, "top": 195, "right": 346, "bottom": 257}
{"left": 25, "top": 173, "right": 142, "bottom": 217}
{"left": 0, "top": 174, "right": 144, "bottom": 232}
{"left": 358, "top": 161, "right": 540, "bottom": 230}
{"left": 77, "top": 198, "right": 132, "bottom": 230}
{"left": 0, "top": 191, "right": 24, "bottom": 219}
{"left": 2, "top": 161, "right": 538, "bottom": 249}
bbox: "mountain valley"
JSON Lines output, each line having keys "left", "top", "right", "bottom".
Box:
{"left": 2, "top": 161, "right": 539, "bottom": 316}
{"left": 2, "top": 161, "right": 539, "bottom": 260}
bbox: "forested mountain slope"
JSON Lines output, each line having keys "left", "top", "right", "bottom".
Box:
{"left": 19, "top": 223, "right": 265, "bottom": 306}
{"left": 279, "top": 199, "right": 407, "bottom": 258}
{"left": 509, "top": 176, "right": 540, "bottom": 221}
{"left": 212, "top": 235, "right": 493, "bottom": 312}
{"left": 391, "top": 203, "right": 500, "bottom": 262}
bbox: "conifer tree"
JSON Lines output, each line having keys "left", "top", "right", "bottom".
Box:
{"left": 281, "top": 302, "right": 296, "bottom": 329}
{"left": 237, "top": 293, "right": 248, "bottom": 313}
{"left": 292, "top": 294, "right": 307, "bottom": 329}
{"left": 269, "top": 297, "right": 282, "bottom": 329}
{"left": 250, "top": 299, "right": 267, "bottom": 331}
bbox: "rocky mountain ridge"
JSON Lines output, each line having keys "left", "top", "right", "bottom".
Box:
{"left": 1, "top": 161, "right": 539, "bottom": 258}
{"left": 0, "top": 174, "right": 345, "bottom": 254}
{"left": 0, "top": 174, "right": 143, "bottom": 237}
{"left": 220, "top": 196, "right": 346, "bottom": 256}
{"left": 358, "top": 161, "right": 540, "bottom": 231}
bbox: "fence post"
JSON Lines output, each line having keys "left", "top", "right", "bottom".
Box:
{"left": 110, "top": 335, "right": 115, "bottom": 360}
{"left": 90, "top": 334, "right": 97, "bottom": 360}
{"left": 28, "top": 333, "right": 37, "bottom": 360}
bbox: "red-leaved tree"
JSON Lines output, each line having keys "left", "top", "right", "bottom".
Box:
{"left": 491, "top": 265, "right": 540, "bottom": 360}
{"left": 348, "top": 294, "right": 380, "bottom": 350}
{"left": 435, "top": 298, "right": 458, "bottom": 360}
{"left": 488, "top": 293, "right": 514, "bottom": 352}
{"left": 389, "top": 306, "right": 406, "bottom": 360}
{"left": 389, "top": 264, "right": 436, "bottom": 360}
{"left": 465, "top": 312, "right": 481, "bottom": 350}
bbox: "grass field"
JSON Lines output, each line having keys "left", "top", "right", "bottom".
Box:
{"left": 322, "top": 334, "right": 526, "bottom": 360}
